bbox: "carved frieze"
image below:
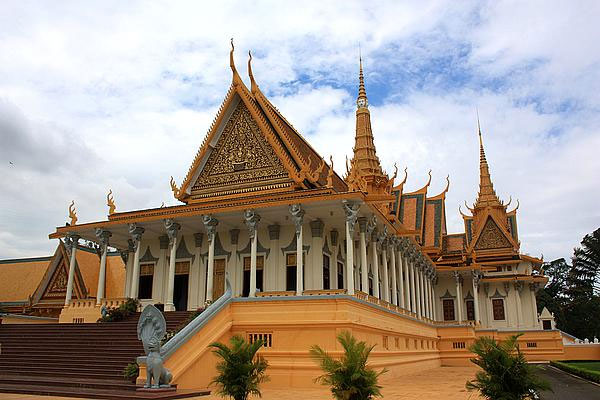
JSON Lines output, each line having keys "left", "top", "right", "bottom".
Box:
{"left": 474, "top": 217, "right": 511, "bottom": 250}
{"left": 192, "top": 101, "right": 289, "bottom": 194}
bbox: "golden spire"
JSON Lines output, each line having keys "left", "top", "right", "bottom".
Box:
{"left": 475, "top": 117, "right": 502, "bottom": 208}
{"left": 346, "top": 55, "right": 387, "bottom": 194}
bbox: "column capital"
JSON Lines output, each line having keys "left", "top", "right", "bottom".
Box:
{"left": 503, "top": 281, "right": 511, "bottom": 293}
{"left": 514, "top": 280, "right": 524, "bottom": 292}
{"left": 203, "top": 215, "right": 219, "bottom": 242}
{"left": 119, "top": 248, "right": 129, "bottom": 265}
{"left": 289, "top": 204, "right": 305, "bottom": 236}
{"left": 529, "top": 282, "right": 540, "bottom": 292}
{"left": 128, "top": 223, "right": 145, "bottom": 247}
{"left": 64, "top": 233, "right": 81, "bottom": 252}
{"left": 244, "top": 209, "right": 261, "bottom": 239}
{"left": 357, "top": 217, "right": 368, "bottom": 233}
{"left": 164, "top": 219, "right": 181, "bottom": 245}
{"left": 472, "top": 270, "right": 482, "bottom": 287}
{"left": 94, "top": 228, "right": 112, "bottom": 249}
{"left": 342, "top": 200, "right": 360, "bottom": 236}
{"left": 453, "top": 270, "right": 462, "bottom": 285}
{"left": 366, "top": 215, "right": 377, "bottom": 241}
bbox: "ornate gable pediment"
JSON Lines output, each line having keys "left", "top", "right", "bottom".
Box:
{"left": 190, "top": 99, "right": 291, "bottom": 200}
{"left": 34, "top": 243, "right": 88, "bottom": 303}
{"left": 474, "top": 217, "right": 512, "bottom": 250}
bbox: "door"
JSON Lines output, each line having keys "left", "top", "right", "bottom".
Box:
{"left": 213, "top": 258, "right": 226, "bottom": 299}
{"left": 443, "top": 299, "right": 455, "bottom": 321}
{"left": 173, "top": 261, "right": 189, "bottom": 311}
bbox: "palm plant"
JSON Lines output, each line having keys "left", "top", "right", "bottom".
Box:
{"left": 209, "top": 335, "right": 269, "bottom": 400}
{"left": 310, "top": 330, "right": 387, "bottom": 400}
{"left": 466, "top": 334, "right": 551, "bottom": 400}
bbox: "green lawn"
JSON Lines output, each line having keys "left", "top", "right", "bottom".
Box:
{"left": 565, "top": 361, "right": 600, "bottom": 372}
{"left": 550, "top": 360, "right": 600, "bottom": 383}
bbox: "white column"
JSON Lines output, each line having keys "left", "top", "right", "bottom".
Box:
{"left": 194, "top": 233, "right": 205, "bottom": 306}
{"left": 514, "top": 281, "right": 524, "bottom": 327}
{"left": 371, "top": 240, "right": 380, "bottom": 298}
{"left": 432, "top": 277, "right": 437, "bottom": 321}
{"left": 310, "top": 220, "right": 325, "bottom": 290}
{"left": 397, "top": 248, "right": 405, "bottom": 308}
{"left": 290, "top": 205, "right": 305, "bottom": 295}
{"left": 409, "top": 258, "right": 416, "bottom": 313}
{"left": 426, "top": 278, "right": 433, "bottom": 319}
{"left": 404, "top": 255, "right": 411, "bottom": 309}
{"left": 245, "top": 210, "right": 261, "bottom": 297}
{"left": 64, "top": 234, "right": 80, "bottom": 305}
{"left": 421, "top": 267, "right": 428, "bottom": 318}
{"left": 454, "top": 271, "right": 463, "bottom": 322}
{"left": 164, "top": 219, "right": 180, "bottom": 311}
{"left": 128, "top": 224, "right": 144, "bottom": 299}
{"left": 203, "top": 215, "right": 218, "bottom": 302}
{"left": 381, "top": 245, "right": 389, "bottom": 302}
{"left": 529, "top": 283, "right": 539, "bottom": 328}
{"left": 342, "top": 201, "right": 359, "bottom": 296}
{"left": 122, "top": 248, "right": 132, "bottom": 298}
{"left": 390, "top": 242, "right": 398, "bottom": 306}
{"left": 95, "top": 229, "right": 111, "bottom": 305}
{"left": 358, "top": 218, "right": 368, "bottom": 293}
{"left": 268, "top": 225, "right": 282, "bottom": 291}
{"left": 472, "top": 271, "right": 481, "bottom": 324}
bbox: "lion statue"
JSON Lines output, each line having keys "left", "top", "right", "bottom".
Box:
{"left": 137, "top": 305, "right": 172, "bottom": 389}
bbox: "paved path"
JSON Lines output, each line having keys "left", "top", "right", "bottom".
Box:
{"left": 537, "top": 364, "right": 600, "bottom": 400}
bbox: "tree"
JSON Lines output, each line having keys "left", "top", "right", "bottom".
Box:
{"left": 536, "top": 228, "right": 600, "bottom": 340}
{"left": 466, "top": 335, "right": 551, "bottom": 400}
{"left": 209, "top": 335, "right": 269, "bottom": 400}
{"left": 310, "top": 331, "right": 387, "bottom": 400}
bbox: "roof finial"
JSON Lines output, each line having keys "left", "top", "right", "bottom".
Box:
{"left": 248, "top": 49, "right": 258, "bottom": 93}
{"left": 357, "top": 48, "right": 368, "bottom": 109}
{"left": 477, "top": 108, "right": 485, "bottom": 162}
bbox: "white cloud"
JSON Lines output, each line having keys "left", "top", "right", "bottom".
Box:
{"left": 0, "top": 1, "right": 598, "bottom": 261}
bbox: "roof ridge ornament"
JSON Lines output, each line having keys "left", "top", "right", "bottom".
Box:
{"left": 248, "top": 50, "right": 258, "bottom": 93}
{"left": 107, "top": 189, "right": 116, "bottom": 215}
{"left": 68, "top": 201, "right": 77, "bottom": 226}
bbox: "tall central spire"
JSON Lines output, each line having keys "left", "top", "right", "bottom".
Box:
{"left": 475, "top": 119, "right": 501, "bottom": 208}
{"left": 346, "top": 56, "right": 388, "bottom": 194}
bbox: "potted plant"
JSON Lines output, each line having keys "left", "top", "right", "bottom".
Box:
{"left": 466, "top": 334, "right": 551, "bottom": 399}
{"left": 123, "top": 362, "right": 139, "bottom": 383}
{"left": 209, "top": 335, "right": 269, "bottom": 400}
{"left": 310, "top": 330, "right": 387, "bottom": 400}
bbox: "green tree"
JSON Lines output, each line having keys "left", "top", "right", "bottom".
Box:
{"left": 536, "top": 258, "right": 569, "bottom": 328}
{"left": 209, "top": 335, "right": 269, "bottom": 400}
{"left": 310, "top": 331, "right": 387, "bottom": 400}
{"left": 466, "top": 335, "right": 551, "bottom": 400}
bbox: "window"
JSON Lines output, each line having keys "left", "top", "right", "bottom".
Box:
{"left": 323, "top": 254, "right": 330, "bottom": 290}
{"left": 285, "top": 253, "right": 304, "bottom": 291}
{"left": 337, "top": 261, "right": 344, "bottom": 289}
{"left": 542, "top": 320, "right": 552, "bottom": 330}
{"left": 368, "top": 275, "right": 373, "bottom": 296}
{"left": 443, "top": 299, "right": 455, "bottom": 321}
{"left": 492, "top": 298, "right": 505, "bottom": 320}
{"left": 466, "top": 300, "right": 475, "bottom": 321}
{"left": 242, "top": 255, "right": 264, "bottom": 297}
{"left": 138, "top": 263, "right": 154, "bottom": 299}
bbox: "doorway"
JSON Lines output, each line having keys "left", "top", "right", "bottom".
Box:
{"left": 173, "top": 261, "right": 190, "bottom": 311}
{"left": 242, "top": 256, "right": 264, "bottom": 297}
{"left": 213, "top": 258, "right": 226, "bottom": 299}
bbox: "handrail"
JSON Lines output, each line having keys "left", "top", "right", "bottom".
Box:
{"left": 159, "top": 277, "right": 233, "bottom": 360}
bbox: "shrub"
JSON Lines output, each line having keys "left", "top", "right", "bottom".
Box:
{"left": 209, "top": 335, "right": 269, "bottom": 400}
{"left": 123, "top": 362, "right": 139, "bottom": 382}
{"left": 466, "top": 334, "right": 551, "bottom": 400}
{"left": 310, "top": 331, "right": 387, "bottom": 400}
{"left": 98, "top": 298, "right": 140, "bottom": 322}
{"left": 550, "top": 361, "right": 600, "bottom": 383}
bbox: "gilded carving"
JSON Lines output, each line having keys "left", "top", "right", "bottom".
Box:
{"left": 192, "top": 101, "right": 288, "bottom": 194}
{"left": 474, "top": 217, "right": 511, "bottom": 250}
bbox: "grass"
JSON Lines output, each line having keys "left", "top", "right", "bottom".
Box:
{"left": 550, "top": 360, "right": 600, "bottom": 383}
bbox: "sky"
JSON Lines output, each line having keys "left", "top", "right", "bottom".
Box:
{"left": 1, "top": 0, "right": 599, "bottom": 261}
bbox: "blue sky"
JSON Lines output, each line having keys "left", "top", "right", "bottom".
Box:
{"left": 0, "top": 0, "right": 599, "bottom": 260}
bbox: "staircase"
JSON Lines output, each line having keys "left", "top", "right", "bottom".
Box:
{"left": 0, "top": 311, "right": 209, "bottom": 399}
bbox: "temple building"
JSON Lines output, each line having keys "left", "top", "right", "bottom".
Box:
{"left": 3, "top": 44, "right": 593, "bottom": 396}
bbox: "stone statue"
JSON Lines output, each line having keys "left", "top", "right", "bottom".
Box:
{"left": 137, "top": 305, "right": 172, "bottom": 389}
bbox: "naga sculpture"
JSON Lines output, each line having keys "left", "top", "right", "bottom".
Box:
{"left": 137, "top": 305, "right": 172, "bottom": 389}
